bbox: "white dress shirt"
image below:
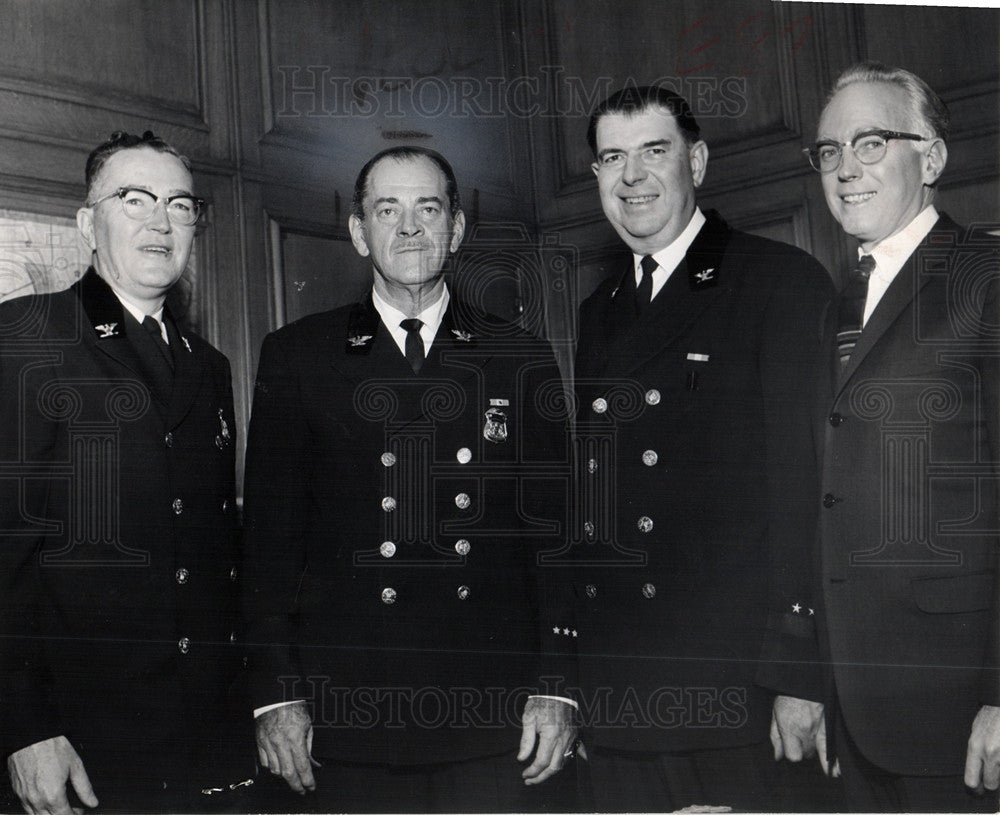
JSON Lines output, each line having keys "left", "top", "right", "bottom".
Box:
{"left": 632, "top": 208, "right": 707, "bottom": 301}
{"left": 371, "top": 285, "right": 450, "bottom": 356}
{"left": 862, "top": 205, "right": 938, "bottom": 326}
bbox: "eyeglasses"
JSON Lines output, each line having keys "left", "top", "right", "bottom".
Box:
{"left": 803, "top": 130, "right": 927, "bottom": 173}
{"left": 89, "top": 187, "right": 204, "bottom": 226}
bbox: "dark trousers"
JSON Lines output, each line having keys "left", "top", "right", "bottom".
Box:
{"left": 251, "top": 750, "right": 580, "bottom": 813}
{"left": 835, "top": 714, "right": 999, "bottom": 813}
{"left": 584, "top": 740, "right": 843, "bottom": 813}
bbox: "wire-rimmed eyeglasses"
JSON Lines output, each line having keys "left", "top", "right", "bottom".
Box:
{"left": 89, "top": 187, "right": 205, "bottom": 226}
{"left": 803, "top": 130, "right": 927, "bottom": 173}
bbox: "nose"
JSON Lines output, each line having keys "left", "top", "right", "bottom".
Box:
{"left": 397, "top": 207, "right": 421, "bottom": 236}
{"left": 145, "top": 198, "right": 172, "bottom": 232}
{"left": 622, "top": 152, "right": 647, "bottom": 185}
{"left": 837, "top": 145, "right": 862, "bottom": 182}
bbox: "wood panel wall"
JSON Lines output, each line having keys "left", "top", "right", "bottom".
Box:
{"left": 0, "top": 0, "right": 995, "bottom": 488}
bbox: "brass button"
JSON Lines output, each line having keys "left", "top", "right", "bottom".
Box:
{"left": 382, "top": 497, "right": 397, "bottom": 512}
{"left": 592, "top": 397, "right": 608, "bottom": 414}
{"left": 175, "top": 568, "right": 189, "bottom": 585}
{"left": 172, "top": 498, "right": 183, "bottom": 515}
{"left": 455, "top": 539, "right": 471, "bottom": 556}
{"left": 585, "top": 584, "right": 597, "bottom": 599}
{"left": 645, "top": 389, "right": 661, "bottom": 405}
{"left": 178, "top": 637, "right": 191, "bottom": 654}
{"left": 456, "top": 447, "right": 472, "bottom": 464}
{"left": 381, "top": 587, "right": 397, "bottom": 605}
{"left": 164, "top": 432, "right": 174, "bottom": 448}
{"left": 457, "top": 585, "right": 471, "bottom": 600}
{"left": 587, "top": 458, "right": 598, "bottom": 474}
{"left": 642, "top": 582, "right": 656, "bottom": 599}
{"left": 642, "top": 450, "right": 658, "bottom": 466}
{"left": 637, "top": 515, "right": 653, "bottom": 533}
{"left": 381, "top": 452, "right": 397, "bottom": 467}
{"left": 584, "top": 521, "right": 595, "bottom": 538}
{"left": 455, "top": 493, "right": 471, "bottom": 510}
{"left": 380, "top": 541, "right": 396, "bottom": 558}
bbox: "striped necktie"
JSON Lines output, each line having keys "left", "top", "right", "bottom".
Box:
{"left": 835, "top": 254, "right": 876, "bottom": 370}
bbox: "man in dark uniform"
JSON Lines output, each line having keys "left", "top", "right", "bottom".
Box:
{"left": 242, "top": 146, "right": 569, "bottom": 812}
{"left": 772, "top": 62, "right": 999, "bottom": 813}
{"left": 524, "top": 86, "right": 834, "bottom": 811}
{"left": 0, "top": 132, "right": 249, "bottom": 813}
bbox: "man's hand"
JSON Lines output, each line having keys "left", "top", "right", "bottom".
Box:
{"left": 255, "top": 702, "right": 320, "bottom": 794}
{"left": 770, "top": 696, "right": 824, "bottom": 763}
{"left": 964, "top": 704, "right": 1000, "bottom": 793}
{"left": 7, "top": 736, "right": 98, "bottom": 815}
{"left": 518, "top": 697, "right": 584, "bottom": 786}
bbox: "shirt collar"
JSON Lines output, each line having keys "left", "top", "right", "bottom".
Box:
{"left": 372, "top": 284, "right": 450, "bottom": 340}
{"left": 864, "top": 205, "right": 938, "bottom": 281}
{"left": 633, "top": 208, "right": 707, "bottom": 278}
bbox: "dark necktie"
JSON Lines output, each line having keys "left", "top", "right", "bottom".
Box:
{"left": 143, "top": 315, "right": 174, "bottom": 370}
{"left": 636, "top": 255, "right": 657, "bottom": 315}
{"left": 400, "top": 318, "right": 425, "bottom": 373}
{"left": 835, "top": 254, "right": 876, "bottom": 370}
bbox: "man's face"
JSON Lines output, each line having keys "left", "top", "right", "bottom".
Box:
{"left": 348, "top": 155, "right": 464, "bottom": 297}
{"left": 592, "top": 105, "right": 708, "bottom": 255}
{"left": 817, "top": 82, "right": 945, "bottom": 250}
{"left": 77, "top": 146, "right": 196, "bottom": 308}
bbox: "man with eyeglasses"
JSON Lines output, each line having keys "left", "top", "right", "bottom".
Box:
{"left": 525, "top": 85, "right": 833, "bottom": 812}
{"left": 771, "top": 62, "right": 1000, "bottom": 812}
{"left": 0, "top": 131, "right": 250, "bottom": 812}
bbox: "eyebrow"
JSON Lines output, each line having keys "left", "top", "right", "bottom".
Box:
{"left": 122, "top": 184, "right": 195, "bottom": 197}
{"left": 596, "top": 139, "right": 672, "bottom": 159}
{"left": 371, "top": 195, "right": 443, "bottom": 207}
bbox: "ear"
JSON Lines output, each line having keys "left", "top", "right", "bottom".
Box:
{"left": 348, "top": 214, "right": 370, "bottom": 257}
{"left": 591, "top": 161, "right": 600, "bottom": 178}
{"left": 76, "top": 206, "right": 97, "bottom": 251}
{"left": 689, "top": 141, "right": 709, "bottom": 188}
{"left": 921, "top": 138, "right": 948, "bottom": 186}
{"left": 449, "top": 210, "right": 466, "bottom": 253}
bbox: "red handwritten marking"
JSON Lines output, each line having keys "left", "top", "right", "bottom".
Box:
{"left": 676, "top": 16, "right": 720, "bottom": 76}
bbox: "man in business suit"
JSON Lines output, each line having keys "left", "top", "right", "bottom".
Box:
{"left": 519, "top": 86, "right": 834, "bottom": 811}
{"left": 242, "top": 146, "right": 569, "bottom": 812}
{"left": 770, "top": 63, "right": 999, "bottom": 813}
{"left": 0, "top": 132, "right": 249, "bottom": 813}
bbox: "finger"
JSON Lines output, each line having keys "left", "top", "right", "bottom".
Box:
{"left": 257, "top": 744, "right": 270, "bottom": 769}
{"left": 964, "top": 744, "right": 984, "bottom": 790}
{"left": 782, "top": 727, "right": 804, "bottom": 762}
{"left": 290, "top": 741, "right": 317, "bottom": 792}
{"left": 275, "top": 743, "right": 308, "bottom": 794}
{"left": 306, "top": 727, "right": 322, "bottom": 768}
{"left": 67, "top": 758, "right": 98, "bottom": 808}
{"left": 982, "top": 756, "right": 1000, "bottom": 791}
{"left": 524, "top": 732, "right": 572, "bottom": 786}
{"left": 816, "top": 718, "right": 829, "bottom": 776}
{"left": 521, "top": 731, "right": 559, "bottom": 781}
{"left": 517, "top": 721, "right": 538, "bottom": 762}
{"left": 770, "top": 713, "right": 784, "bottom": 761}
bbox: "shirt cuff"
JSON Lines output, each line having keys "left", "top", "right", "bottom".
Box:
{"left": 253, "top": 699, "right": 307, "bottom": 718}
{"left": 528, "top": 694, "right": 578, "bottom": 711}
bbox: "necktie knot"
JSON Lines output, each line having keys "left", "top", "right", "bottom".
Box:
{"left": 400, "top": 318, "right": 425, "bottom": 373}
{"left": 142, "top": 315, "right": 163, "bottom": 339}
{"left": 854, "top": 254, "right": 876, "bottom": 279}
{"left": 640, "top": 255, "right": 658, "bottom": 278}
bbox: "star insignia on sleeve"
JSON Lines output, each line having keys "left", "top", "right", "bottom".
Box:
{"left": 563, "top": 628, "right": 570, "bottom": 636}
{"left": 808, "top": 608, "right": 815, "bottom": 616}
{"left": 552, "top": 626, "right": 560, "bottom": 634}
{"left": 792, "top": 603, "right": 802, "bottom": 614}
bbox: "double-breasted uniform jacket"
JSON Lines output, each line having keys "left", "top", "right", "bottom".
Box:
{"left": 802, "top": 213, "right": 998, "bottom": 776}
{"left": 242, "top": 290, "right": 567, "bottom": 766}
{"left": 569, "top": 211, "right": 834, "bottom": 753}
{"left": 0, "top": 269, "right": 247, "bottom": 795}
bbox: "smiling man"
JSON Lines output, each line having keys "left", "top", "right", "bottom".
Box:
{"left": 541, "top": 86, "right": 834, "bottom": 811}
{"left": 0, "top": 131, "right": 248, "bottom": 813}
{"left": 772, "top": 62, "right": 1000, "bottom": 813}
{"left": 242, "top": 146, "right": 568, "bottom": 812}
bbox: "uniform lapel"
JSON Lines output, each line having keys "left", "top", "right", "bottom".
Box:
{"left": 597, "top": 212, "right": 731, "bottom": 378}
{"left": 75, "top": 268, "right": 144, "bottom": 377}
{"left": 165, "top": 311, "right": 206, "bottom": 428}
{"left": 333, "top": 291, "right": 412, "bottom": 381}
{"left": 833, "top": 214, "right": 956, "bottom": 400}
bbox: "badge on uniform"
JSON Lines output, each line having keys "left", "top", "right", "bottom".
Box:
{"left": 451, "top": 329, "right": 473, "bottom": 343}
{"left": 216, "top": 408, "right": 231, "bottom": 449}
{"left": 348, "top": 334, "right": 373, "bottom": 347}
{"left": 181, "top": 336, "right": 193, "bottom": 353}
{"left": 483, "top": 404, "right": 508, "bottom": 443}
{"left": 94, "top": 322, "right": 119, "bottom": 338}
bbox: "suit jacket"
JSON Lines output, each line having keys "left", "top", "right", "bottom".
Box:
{"left": 570, "top": 210, "right": 834, "bottom": 753}
{"left": 242, "top": 290, "right": 567, "bottom": 765}
{"left": 813, "top": 213, "right": 999, "bottom": 776}
{"left": 0, "top": 269, "right": 248, "bottom": 797}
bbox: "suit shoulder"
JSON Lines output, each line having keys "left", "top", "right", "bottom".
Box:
{"left": 265, "top": 306, "right": 349, "bottom": 348}
{"left": 0, "top": 286, "right": 77, "bottom": 341}
{"left": 726, "top": 229, "right": 832, "bottom": 289}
